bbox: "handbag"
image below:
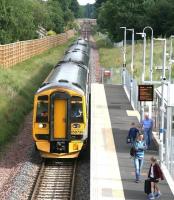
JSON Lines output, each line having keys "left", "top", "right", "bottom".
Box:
{"left": 130, "top": 146, "right": 135, "bottom": 157}
{"left": 126, "top": 136, "right": 131, "bottom": 144}
{"left": 144, "top": 179, "right": 151, "bottom": 194}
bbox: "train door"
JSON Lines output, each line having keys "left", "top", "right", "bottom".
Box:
{"left": 54, "top": 99, "right": 67, "bottom": 139}
{"left": 50, "top": 92, "right": 71, "bottom": 153}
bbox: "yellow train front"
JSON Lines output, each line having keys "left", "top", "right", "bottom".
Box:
{"left": 32, "top": 39, "right": 90, "bottom": 158}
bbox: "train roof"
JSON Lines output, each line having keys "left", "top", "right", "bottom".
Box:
{"left": 37, "top": 62, "right": 88, "bottom": 95}
{"left": 67, "top": 44, "right": 89, "bottom": 54}
{"left": 62, "top": 50, "right": 89, "bottom": 66}
{"left": 76, "top": 39, "right": 88, "bottom": 47}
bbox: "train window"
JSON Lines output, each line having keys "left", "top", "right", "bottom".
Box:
{"left": 38, "top": 95, "right": 48, "bottom": 101}
{"left": 71, "top": 103, "right": 83, "bottom": 122}
{"left": 36, "top": 102, "right": 48, "bottom": 123}
{"left": 71, "top": 96, "right": 82, "bottom": 101}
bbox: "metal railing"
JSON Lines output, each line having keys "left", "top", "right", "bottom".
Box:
{"left": 124, "top": 69, "right": 141, "bottom": 111}
{"left": 123, "top": 68, "right": 174, "bottom": 183}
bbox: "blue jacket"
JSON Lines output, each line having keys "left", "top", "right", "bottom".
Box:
{"left": 133, "top": 140, "right": 147, "bottom": 158}
{"left": 128, "top": 127, "right": 139, "bottom": 143}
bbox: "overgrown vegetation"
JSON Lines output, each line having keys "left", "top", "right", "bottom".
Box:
{"left": 94, "top": 34, "right": 173, "bottom": 83}
{"left": 0, "top": 0, "right": 80, "bottom": 44}
{"left": 95, "top": 0, "right": 174, "bottom": 41}
{"left": 0, "top": 37, "right": 76, "bottom": 149}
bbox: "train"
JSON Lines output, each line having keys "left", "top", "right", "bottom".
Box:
{"left": 32, "top": 38, "right": 90, "bottom": 158}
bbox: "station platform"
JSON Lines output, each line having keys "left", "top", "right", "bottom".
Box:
{"left": 90, "top": 83, "right": 174, "bottom": 200}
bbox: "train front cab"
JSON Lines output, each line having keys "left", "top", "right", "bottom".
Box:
{"left": 33, "top": 88, "right": 88, "bottom": 158}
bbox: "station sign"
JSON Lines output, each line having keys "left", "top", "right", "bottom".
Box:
{"left": 138, "top": 85, "right": 154, "bottom": 101}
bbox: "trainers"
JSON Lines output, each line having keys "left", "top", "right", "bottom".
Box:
{"left": 148, "top": 193, "right": 155, "bottom": 200}
{"left": 135, "top": 179, "right": 139, "bottom": 183}
{"left": 155, "top": 192, "right": 161, "bottom": 199}
{"left": 148, "top": 196, "right": 155, "bottom": 200}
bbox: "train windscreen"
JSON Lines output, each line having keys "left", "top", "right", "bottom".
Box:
{"left": 71, "top": 102, "right": 83, "bottom": 123}
{"left": 36, "top": 102, "right": 48, "bottom": 123}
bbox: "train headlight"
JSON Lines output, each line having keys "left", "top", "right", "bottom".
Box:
{"left": 38, "top": 123, "right": 44, "bottom": 128}
{"left": 72, "top": 123, "right": 80, "bottom": 128}
{"left": 38, "top": 123, "right": 47, "bottom": 128}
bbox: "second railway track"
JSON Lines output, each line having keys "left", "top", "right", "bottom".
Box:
{"left": 30, "top": 159, "right": 77, "bottom": 200}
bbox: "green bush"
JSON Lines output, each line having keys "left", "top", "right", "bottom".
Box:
{"left": 47, "top": 30, "right": 57, "bottom": 36}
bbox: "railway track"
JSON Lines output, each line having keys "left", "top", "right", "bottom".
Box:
{"left": 30, "top": 159, "right": 77, "bottom": 200}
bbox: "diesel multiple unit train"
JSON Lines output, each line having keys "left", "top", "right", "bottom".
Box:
{"left": 32, "top": 38, "right": 90, "bottom": 158}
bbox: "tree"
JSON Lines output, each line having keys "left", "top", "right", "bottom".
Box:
{"left": 96, "top": 0, "right": 174, "bottom": 40}
{"left": 31, "top": 0, "right": 52, "bottom": 30}
{"left": 0, "top": 0, "right": 80, "bottom": 44}
{"left": 95, "top": 0, "right": 108, "bottom": 8}
{"left": 146, "top": 0, "right": 174, "bottom": 37}
{"left": 47, "top": 0, "right": 65, "bottom": 33}
{"left": 97, "top": 0, "right": 147, "bottom": 41}
{"left": 0, "top": 0, "right": 36, "bottom": 44}
{"left": 70, "top": 0, "right": 80, "bottom": 18}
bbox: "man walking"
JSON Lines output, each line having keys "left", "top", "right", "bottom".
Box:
{"left": 141, "top": 113, "right": 153, "bottom": 148}
{"left": 127, "top": 122, "right": 139, "bottom": 144}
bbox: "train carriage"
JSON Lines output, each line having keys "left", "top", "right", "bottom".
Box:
{"left": 32, "top": 39, "right": 90, "bottom": 158}
{"left": 62, "top": 50, "right": 89, "bottom": 66}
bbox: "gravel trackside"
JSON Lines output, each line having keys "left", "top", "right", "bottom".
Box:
{"left": 0, "top": 112, "right": 42, "bottom": 200}
{"left": 89, "top": 36, "right": 102, "bottom": 83}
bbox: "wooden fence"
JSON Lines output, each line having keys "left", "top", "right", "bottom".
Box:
{"left": 0, "top": 30, "right": 74, "bottom": 68}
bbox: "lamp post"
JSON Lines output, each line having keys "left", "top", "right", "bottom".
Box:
{"left": 169, "top": 35, "right": 174, "bottom": 82}
{"left": 136, "top": 32, "right": 146, "bottom": 83}
{"left": 143, "top": 27, "right": 154, "bottom": 118}
{"left": 143, "top": 26, "right": 154, "bottom": 82}
{"left": 120, "top": 27, "right": 127, "bottom": 86}
{"left": 136, "top": 32, "right": 146, "bottom": 121}
{"left": 127, "top": 29, "right": 135, "bottom": 78}
{"left": 154, "top": 38, "right": 167, "bottom": 164}
{"left": 127, "top": 28, "right": 134, "bottom": 105}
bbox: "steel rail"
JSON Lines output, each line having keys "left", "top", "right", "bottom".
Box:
{"left": 30, "top": 159, "right": 77, "bottom": 200}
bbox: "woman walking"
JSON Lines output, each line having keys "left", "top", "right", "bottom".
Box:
{"left": 133, "top": 133, "right": 147, "bottom": 183}
{"left": 147, "top": 156, "right": 164, "bottom": 200}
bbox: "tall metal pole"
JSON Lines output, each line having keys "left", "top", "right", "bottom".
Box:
{"left": 143, "top": 26, "right": 154, "bottom": 82}
{"left": 127, "top": 29, "right": 134, "bottom": 105}
{"left": 120, "top": 27, "right": 127, "bottom": 86}
{"left": 150, "top": 32, "right": 154, "bottom": 82}
{"left": 169, "top": 35, "right": 174, "bottom": 83}
{"left": 136, "top": 32, "right": 146, "bottom": 83}
{"left": 166, "top": 82, "right": 171, "bottom": 169}
{"left": 142, "top": 27, "right": 154, "bottom": 118}
{"left": 136, "top": 32, "right": 146, "bottom": 120}
{"left": 154, "top": 38, "right": 167, "bottom": 164}
{"left": 128, "top": 29, "right": 134, "bottom": 77}
{"left": 142, "top": 33, "right": 146, "bottom": 83}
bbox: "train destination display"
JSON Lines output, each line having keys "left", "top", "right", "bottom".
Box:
{"left": 138, "top": 85, "right": 154, "bottom": 101}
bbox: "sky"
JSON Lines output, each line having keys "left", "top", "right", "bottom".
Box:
{"left": 77, "top": 0, "right": 96, "bottom": 5}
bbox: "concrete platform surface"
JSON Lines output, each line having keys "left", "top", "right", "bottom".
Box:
{"left": 90, "top": 83, "right": 125, "bottom": 200}
{"left": 104, "top": 84, "right": 174, "bottom": 200}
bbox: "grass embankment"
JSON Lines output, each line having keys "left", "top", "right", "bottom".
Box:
{"left": 94, "top": 34, "right": 174, "bottom": 83}
{"left": 0, "top": 37, "right": 76, "bottom": 149}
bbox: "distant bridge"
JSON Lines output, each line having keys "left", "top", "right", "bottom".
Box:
{"left": 76, "top": 18, "right": 97, "bottom": 26}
